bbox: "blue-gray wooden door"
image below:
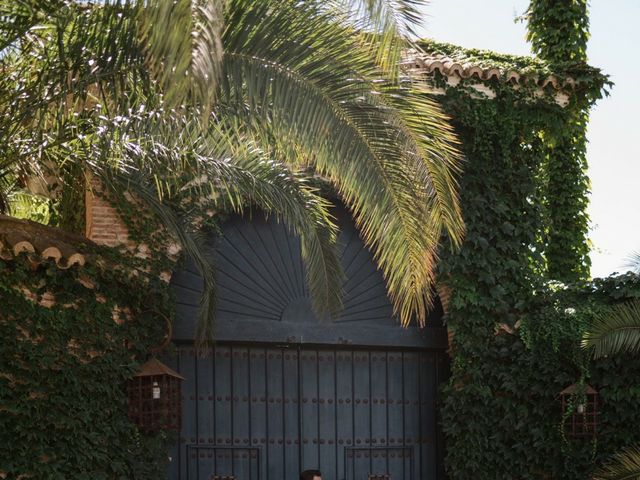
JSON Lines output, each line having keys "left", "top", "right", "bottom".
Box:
{"left": 169, "top": 206, "right": 448, "bottom": 480}
{"left": 166, "top": 344, "right": 447, "bottom": 480}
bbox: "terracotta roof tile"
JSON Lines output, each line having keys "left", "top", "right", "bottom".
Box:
{"left": 0, "top": 214, "right": 91, "bottom": 268}
{"left": 403, "top": 51, "right": 575, "bottom": 92}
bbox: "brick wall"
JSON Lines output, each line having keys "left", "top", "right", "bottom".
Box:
{"left": 84, "top": 180, "right": 181, "bottom": 270}
{"left": 85, "top": 180, "right": 130, "bottom": 247}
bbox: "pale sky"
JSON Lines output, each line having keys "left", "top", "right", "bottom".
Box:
{"left": 417, "top": 0, "right": 640, "bottom": 278}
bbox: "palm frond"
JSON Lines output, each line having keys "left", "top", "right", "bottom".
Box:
{"left": 592, "top": 444, "right": 640, "bottom": 480}
{"left": 85, "top": 115, "right": 220, "bottom": 350}
{"left": 1, "top": 0, "right": 221, "bottom": 156}
{"left": 0, "top": 0, "right": 225, "bottom": 216}
{"left": 623, "top": 250, "right": 640, "bottom": 274}
{"left": 139, "top": 0, "right": 224, "bottom": 113}
{"left": 0, "top": 0, "right": 64, "bottom": 53}
{"left": 0, "top": 155, "right": 20, "bottom": 213}
{"left": 213, "top": 125, "right": 345, "bottom": 317}
{"left": 0, "top": 1, "right": 146, "bottom": 164}
{"left": 171, "top": 117, "right": 345, "bottom": 319}
{"left": 86, "top": 110, "right": 343, "bottom": 347}
{"left": 106, "top": 169, "right": 218, "bottom": 351}
{"left": 330, "top": 0, "right": 427, "bottom": 75}
{"left": 6, "top": 190, "right": 52, "bottom": 224}
{"left": 221, "top": 0, "right": 463, "bottom": 326}
{"left": 2, "top": 0, "right": 462, "bottom": 338}
{"left": 582, "top": 300, "right": 640, "bottom": 358}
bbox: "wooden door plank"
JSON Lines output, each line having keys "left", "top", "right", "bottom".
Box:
{"left": 179, "top": 346, "right": 198, "bottom": 480}
{"left": 318, "top": 350, "right": 337, "bottom": 480}
{"left": 249, "top": 348, "right": 267, "bottom": 480}
{"left": 336, "top": 350, "right": 354, "bottom": 480}
{"left": 196, "top": 349, "right": 215, "bottom": 479}
{"left": 419, "top": 352, "right": 437, "bottom": 479}
{"left": 213, "top": 346, "right": 232, "bottom": 478}
{"left": 352, "top": 351, "right": 371, "bottom": 479}
{"left": 370, "top": 350, "right": 388, "bottom": 477}
{"left": 386, "top": 351, "right": 405, "bottom": 480}
{"left": 403, "top": 352, "right": 420, "bottom": 480}
{"left": 266, "top": 348, "right": 285, "bottom": 480}
{"left": 163, "top": 352, "right": 181, "bottom": 479}
{"left": 300, "top": 349, "right": 319, "bottom": 471}
{"left": 283, "top": 349, "right": 300, "bottom": 480}
{"left": 231, "top": 347, "right": 251, "bottom": 480}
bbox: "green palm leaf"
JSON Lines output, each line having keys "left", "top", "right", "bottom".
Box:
{"left": 592, "top": 444, "right": 640, "bottom": 480}
{"left": 582, "top": 301, "right": 640, "bottom": 358}
{"left": 217, "top": 129, "right": 345, "bottom": 318}
{"left": 1, "top": 0, "right": 222, "bottom": 148}
{"left": 332, "top": 0, "right": 427, "bottom": 75}
{"left": 221, "top": 0, "right": 463, "bottom": 326}
{"left": 139, "top": 0, "right": 224, "bottom": 112}
{"left": 105, "top": 168, "right": 219, "bottom": 350}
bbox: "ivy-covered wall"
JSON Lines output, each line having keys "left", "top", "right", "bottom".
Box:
{"left": 420, "top": 32, "right": 639, "bottom": 479}
{"left": 526, "top": 0, "right": 592, "bottom": 283}
{"left": 441, "top": 273, "right": 640, "bottom": 479}
{"left": 0, "top": 244, "right": 173, "bottom": 479}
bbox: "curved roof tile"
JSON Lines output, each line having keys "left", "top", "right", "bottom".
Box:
{"left": 0, "top": 215, "right": 90, "bottom": 268}
{"left": 404, "top": 51, "right": 576, "bottom": 92}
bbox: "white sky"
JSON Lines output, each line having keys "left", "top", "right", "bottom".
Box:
{"left": 417, "top": 0, "right": 640, "bottom": 278}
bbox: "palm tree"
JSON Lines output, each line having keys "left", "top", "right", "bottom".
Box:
{"left": 583, "top": 262, "right": 640, "bottom": 479}
{"left": 1, "top": 0, "right": 463, "bottom": 347}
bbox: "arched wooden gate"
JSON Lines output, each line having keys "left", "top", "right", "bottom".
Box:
{"left": 168, "top": 207, "right": 449, "bottom": 480}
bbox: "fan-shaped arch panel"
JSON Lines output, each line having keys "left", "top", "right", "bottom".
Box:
{"left": 171, "top": 207, "right": 446, "bottom": 348}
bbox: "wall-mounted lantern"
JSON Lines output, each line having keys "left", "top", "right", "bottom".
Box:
{"left": 560, "top": 383, "right": 599, "bottom": 438}
{"left": 126, "top": 358, "right": 184, "bottom": 431}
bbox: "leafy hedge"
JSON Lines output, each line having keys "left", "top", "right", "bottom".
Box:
{"left": 0, "top": 252, "right": 173, "bottom": 479}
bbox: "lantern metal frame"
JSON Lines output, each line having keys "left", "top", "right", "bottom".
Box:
{"left": 126, "top": 309, "right": 184, "bottom": 432}
{"left": 127, "top": 357, "right": 184, "bottom": 432}
{"left": 560, "top": 383, "right": 599, "bottom": 438}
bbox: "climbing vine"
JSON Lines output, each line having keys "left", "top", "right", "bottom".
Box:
{"left": 0, "top": 245, "right": 174, "bottom": 479}
{"left": 441, "top": 273, "right": 640, "bottom": 479}
{"left": 416, "top": 33, "right": 628, "bottom": 479}
{"left": 525, "top": 0, "right": 589, "bottom": 64}
{"left": 527, "top": 0, "right": 593, "bottom": 282}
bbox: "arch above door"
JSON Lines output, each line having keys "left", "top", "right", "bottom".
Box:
{"left": 171, "top": 206, "right": 446, "bottom": 349}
